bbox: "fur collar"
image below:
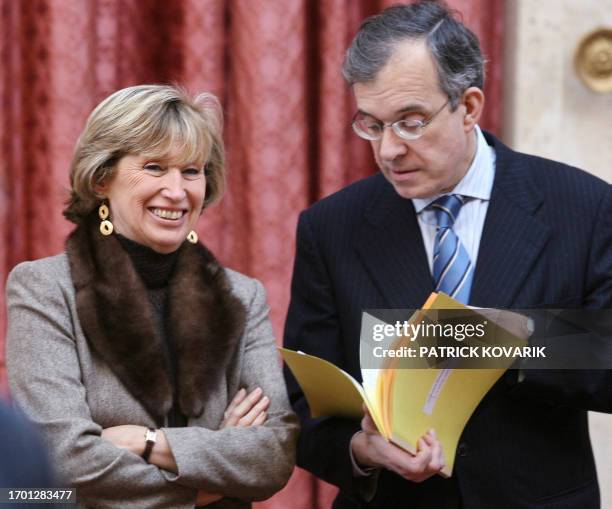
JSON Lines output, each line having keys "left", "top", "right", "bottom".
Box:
{"left": 66, "top": 214, "right": 246, "bottom": 425}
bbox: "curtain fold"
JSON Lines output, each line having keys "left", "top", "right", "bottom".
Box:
{"left": 0, "top": 1, "right": 503, "bottom": 506}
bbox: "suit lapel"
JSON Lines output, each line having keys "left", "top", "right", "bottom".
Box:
{"left": 354, "top": 178, "right": 433, "bottom": 308}
{"left": 471, "top": 134, "right": 551, "bottom": 307}
{"left": 352, "top": 135, "right": 552, "bottom": 310}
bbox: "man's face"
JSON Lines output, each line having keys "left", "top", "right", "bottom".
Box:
{"left": 353, "top": 39, "right": 477, "bottom": 199}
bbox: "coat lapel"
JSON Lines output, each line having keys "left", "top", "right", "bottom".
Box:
{"left": 470, "top": 134, "right": 551, "bottom": 307}
{"left": 353, "top": 135, "right": 551, "bottom": 310}
{"left": 354, "top": 178, "right": 434, "bottom": 308}
{"left": 66, "top": 213, "right": 246, "bottom": 424}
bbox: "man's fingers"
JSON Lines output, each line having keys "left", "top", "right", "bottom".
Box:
{"left": 391, "top": 437, "right": 433, "bottom": 481}
{"left": 359, "top": 427, "right": 444, "bottom": 483}
{"left": 413, "top": 437, "right": 434, "bottom": 469}
{"left": 422, "top": 431, "right": 444, "bottom": 471}
{"left": 360, "top": 405, "right": 378, "bottom": 433}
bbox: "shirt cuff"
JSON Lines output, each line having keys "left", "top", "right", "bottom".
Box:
{"left": 349, "top": 431, "right": 378, "bottom": 477}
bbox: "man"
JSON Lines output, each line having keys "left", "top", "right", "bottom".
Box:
{"left": 283, "top": 2, "right": 612, "bottom": 508}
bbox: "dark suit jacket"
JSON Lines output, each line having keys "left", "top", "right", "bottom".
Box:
{"left": 283, "top": 132, "right": 612, "bottom": 509}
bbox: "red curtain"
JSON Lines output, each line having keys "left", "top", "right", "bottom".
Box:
{"left": 0, "top": 1, "right": 503, "bottom": 507}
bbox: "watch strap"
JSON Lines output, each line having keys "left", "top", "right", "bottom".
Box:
{"left": 142, "top": 428, "right": 157, "bottom": 462}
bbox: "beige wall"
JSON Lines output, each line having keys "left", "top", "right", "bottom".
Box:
{"left": 503, "top": 1, "right": 612, "bottom": 507}
{"left": 503, "top": 0, "right": 612, "bottom": 184}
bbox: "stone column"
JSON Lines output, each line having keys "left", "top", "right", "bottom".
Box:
{"left": 503, "top": 2, "right": 612, "bottom": 507}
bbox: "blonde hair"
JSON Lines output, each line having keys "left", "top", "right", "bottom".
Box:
{"left": 64, "top": 84, "right": 225, "bottom": 223}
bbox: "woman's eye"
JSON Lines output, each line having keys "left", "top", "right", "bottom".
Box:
{"left": 144, "top": 164, "right": 164, "bottom": 173}
{"left": 183, "top": 168, "right": 204, "bottom": 178}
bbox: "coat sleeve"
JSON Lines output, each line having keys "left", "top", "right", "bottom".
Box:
{"left": 282, "top": 211, "right": 377, "bottom": 501}
{"left": 161, "top": 278, "right": 299, "bottom": 501}
{"left": 6, "top": 261, "right": 198, "bottom": 509}
{"left": 511, "top": 184, "right": 612, "bottom": 412}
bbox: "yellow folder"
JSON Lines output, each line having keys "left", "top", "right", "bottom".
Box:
{"left": 281, "top": 292, "right": 530, "bottom": 477}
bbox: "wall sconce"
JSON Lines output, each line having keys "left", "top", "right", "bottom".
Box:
{"left": 575, "top": 28, "right": 612, "bottom": 93}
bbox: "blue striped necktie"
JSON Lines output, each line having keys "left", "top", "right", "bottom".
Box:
{"left": 431, "top": 194, "right": 473, "bottom": 304}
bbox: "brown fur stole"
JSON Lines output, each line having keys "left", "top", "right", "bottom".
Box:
{"left": 65, "top": 214, "right": 246, "bottom": 425}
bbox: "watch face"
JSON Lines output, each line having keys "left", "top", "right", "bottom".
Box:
{"left": 145, "top": 429, "right": 157, "bottom": 443}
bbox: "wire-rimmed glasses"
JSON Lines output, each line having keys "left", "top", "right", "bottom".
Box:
{"left": 352, "top": 100, "right": 449, "bottom": 141}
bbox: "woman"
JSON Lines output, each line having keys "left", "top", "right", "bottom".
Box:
{"left": 6, "top": 85, "right": 298, "bottom": 508}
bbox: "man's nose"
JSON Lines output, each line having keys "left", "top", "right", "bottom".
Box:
{"left": 377, "top": 126, "right": 408, "bottom": 162}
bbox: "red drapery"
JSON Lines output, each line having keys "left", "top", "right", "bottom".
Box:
{"left": 0, "top": 1, "right": 503, "bottom": 507}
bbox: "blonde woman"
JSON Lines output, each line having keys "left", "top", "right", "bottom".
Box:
{"left": 6, "top": 85, "right": 298, "bottom": 508}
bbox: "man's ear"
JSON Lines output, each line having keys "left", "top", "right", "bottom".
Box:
{"left": 461, "top": 87, "right": 485, "bottom": 131}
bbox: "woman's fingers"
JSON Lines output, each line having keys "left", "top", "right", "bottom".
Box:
{"left": 251, "top": 411, "right": 267, "bottom": 426}
{"left": 237, "top": 395, "right": 270, "bottom": 427}
{"left": 221, "top": 387, "right": 269, "bottom": 428}
{"left": 223, "top": 388, "right": 246, "bottom": 420}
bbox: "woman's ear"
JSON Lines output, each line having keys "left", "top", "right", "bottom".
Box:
{"left": 93, "top": 167, "right": 112, "bottom": 197}
{"left": 93, "top": 182, "right": 108, "bottom": 198}
{"left": 93, "top": 156, "right": 119, "bottom": 197}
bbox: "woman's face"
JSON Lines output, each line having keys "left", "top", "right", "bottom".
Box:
{"left": 102, "top": 148, "right": 206, "bottom": 253}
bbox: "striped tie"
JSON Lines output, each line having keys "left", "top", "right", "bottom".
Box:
{"left": 431, "top": 195, "right": 473, "bottom": 304}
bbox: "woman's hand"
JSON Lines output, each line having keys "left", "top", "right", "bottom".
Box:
{"left": 220, "top": 387, "right": 270, "bottom": 428}
{"left": 102, "top": 426, "right": 221, "bottom": 506}
{"left": 102, "top": 425, "right": 178, "bottom": 472}
{"left": 101, "top": 424, "right": 148, "bottom": 456}
{"left": 102, "top": 389, "right": 268, "bottom": 505}
{"left": 196, "top": 490, "right": 223, "bottom": 506}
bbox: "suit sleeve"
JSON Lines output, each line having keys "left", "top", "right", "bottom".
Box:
{"left": 283, "top": 211, "right": 377, "bottom": 501}
{"left": 513, "top": 184, "right": 612, "bottom": 412}
{"left": 162, "top": 278, "right": 299, "bottom": 501}
{"left": 6, "top": 262, "right": 197, "bottom": 509}
{"left": 585, "top": 184, "right": 612, "bottom": 308}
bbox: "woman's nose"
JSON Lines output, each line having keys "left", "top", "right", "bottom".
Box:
{"left": 160, "top": 168, "right": 187, "bottom": 200}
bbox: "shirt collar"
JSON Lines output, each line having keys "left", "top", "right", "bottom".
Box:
{"left": 412, "top": 125, "right": 495, "bottom": 214}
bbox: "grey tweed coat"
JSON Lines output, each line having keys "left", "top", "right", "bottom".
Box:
{"left": 6, "top": 224, "right": 298, "bottom": 509}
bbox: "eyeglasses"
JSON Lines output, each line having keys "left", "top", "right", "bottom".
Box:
{"left": 351, "top": 100, "right": 449, "bottom": 141}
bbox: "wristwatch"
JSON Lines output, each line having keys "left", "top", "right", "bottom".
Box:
{"left": 142, "top": 428, "right": 157, "bottom": 462}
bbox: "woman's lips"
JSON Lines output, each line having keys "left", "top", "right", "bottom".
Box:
{"left": 148, "top": 207, "right": 187, "bottom": 221}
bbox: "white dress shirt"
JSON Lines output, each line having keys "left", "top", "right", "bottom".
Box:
{"left": 412, "top": 125, "right": 496, "bottom": 275}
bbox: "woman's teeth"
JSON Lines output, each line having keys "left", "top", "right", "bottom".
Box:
{"left": 152, "top": 208, "right": 183, "bottom": 220}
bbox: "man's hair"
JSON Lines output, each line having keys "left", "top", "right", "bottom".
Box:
{"left": 64, "top": 84, "right": 225, "bottom": 224}
{"left": 342, "top": 1, "right": 485, "bottom": 109}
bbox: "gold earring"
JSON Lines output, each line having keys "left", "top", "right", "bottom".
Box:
{"left": 98, "top": 203, "right": 114, "bottom": 236}
{"left": 187, "top": 230, "right": 198, "bottom": 244}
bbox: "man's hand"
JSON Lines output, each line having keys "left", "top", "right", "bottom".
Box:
{"left": 220, "top": 387, "right": 269, "bottom": 428}
{"left": 351, "top": 406, "right": 445, "bottom": 482}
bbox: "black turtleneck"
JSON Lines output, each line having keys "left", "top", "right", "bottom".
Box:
{"left": 116, "top": 235, "right": 187, "bottom": 427}
{"left": 116, "top": 235, "right": 180, "bottom": 288}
